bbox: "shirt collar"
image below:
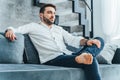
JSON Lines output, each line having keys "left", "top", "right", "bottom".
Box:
{"left": 39, "top": 21, "right": 54, "bottom": 30}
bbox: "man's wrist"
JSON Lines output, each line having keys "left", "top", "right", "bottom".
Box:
{"left": 5, "top": 29, "right": 12, "bottom": 33}
{"left": 84, "top": 39, "right": 89, "bottom": 45}
{"left": 80, "top": 39, "right": 89, "bottom": 46}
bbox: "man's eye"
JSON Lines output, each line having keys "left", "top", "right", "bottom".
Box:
{"left": 47, "top": 11, "right": 52, "bottom": 14}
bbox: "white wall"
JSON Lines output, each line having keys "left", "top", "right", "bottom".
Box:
{"left": 93, "top": 0, "right": 106, "bottom": 41}
{"left": 86, "top": 0, "right": 106, "bottom": 40}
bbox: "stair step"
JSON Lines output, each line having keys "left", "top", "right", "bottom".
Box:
{"left": 39, "top": 0, "right": 68, "bottom": 4}
{"left": 71, "top": 32, "right": 83, "bottom": 36}
{"left": 55, "top": 1, "right": 72, "bottom": 10}
{"left": 57, "top": 9, "right": 79, "bottom": 24}
{"left": 60, "top": 20, "right": 78, "bottom": 26}
{"left": 56, "top": 9, "right": 72, "bottom": 15}
{"left": 59, "top": 20, "right": 83, "bottom": 33}
{"left": 60, "top": 25, "right": 83, "bottom": 33}
{"left": 38, "top": 0, "right": 72, "bottom": 11}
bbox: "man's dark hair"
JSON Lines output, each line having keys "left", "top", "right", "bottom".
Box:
{"left": 39, "top": 4, "right": 56, "bottom": 13}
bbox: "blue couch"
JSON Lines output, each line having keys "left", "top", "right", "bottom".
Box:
{"left": 0, "top": 33, "right": 120, "bottom": 80}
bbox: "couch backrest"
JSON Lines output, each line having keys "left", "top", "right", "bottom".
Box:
{"left": 112, "top": 48, "right": 120, "bottom": 64}
{"left": 24, "top": 34, "right": 120, "bottom": 64}
{"left": 23, "top": 34, "right": 40, "bottom": 64}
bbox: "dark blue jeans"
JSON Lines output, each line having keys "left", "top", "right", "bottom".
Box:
{"left": 44, "top": 37, "right": 104, "bottom": 80}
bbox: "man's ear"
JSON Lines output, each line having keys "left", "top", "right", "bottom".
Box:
{"left": 39, "top": 13, "right": 43, "bottom": 19}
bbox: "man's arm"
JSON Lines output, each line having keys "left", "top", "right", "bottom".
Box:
{"left": 61, "top": 26, "right": 101, "bottom": 48}
{"left": 4, "top": 22, "right": 37, "bottom": 41}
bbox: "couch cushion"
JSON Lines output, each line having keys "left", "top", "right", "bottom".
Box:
{"left": 96, "top": 42, "right": 119, "bottom": 64}
{"left": 0, "top": 33, "right": 24, "bottom": 63}
{"left": 23, "top": 34, "right": 40, "bottom": 64}
{"left": 96, "top": 54, "right": 109, "bottom": 64}
{"left": 0, "top": 64, "right": 85, "bottom": 80}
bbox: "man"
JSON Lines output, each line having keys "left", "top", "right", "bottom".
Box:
{"left": 5, "top": 4, "right": 104, "bottom": 80}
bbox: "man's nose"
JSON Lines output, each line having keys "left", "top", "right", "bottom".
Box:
{"left": 51, "top": 14, "right": 55, "bottom": 18}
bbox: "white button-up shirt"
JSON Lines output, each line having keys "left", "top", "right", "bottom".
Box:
{"left": 8, "top": 22, "right": 84, "bottom": 63}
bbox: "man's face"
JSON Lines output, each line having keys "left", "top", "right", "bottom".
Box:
{"left": 40, "top": 7, "right": 56, "bottom": 25}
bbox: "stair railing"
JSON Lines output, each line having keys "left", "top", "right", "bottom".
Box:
{"left": 71, "top": 0, "right": 93, "bottom": 38}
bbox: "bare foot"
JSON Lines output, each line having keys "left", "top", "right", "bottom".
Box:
{"left": 75, "top": 53, "right": 93, "bottom": 65}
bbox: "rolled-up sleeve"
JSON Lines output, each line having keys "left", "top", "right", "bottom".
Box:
{"left": 62, "top": 29, "right": 84, "bottom": 48}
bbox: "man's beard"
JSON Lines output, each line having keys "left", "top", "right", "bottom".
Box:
{"left": 43, "top": 16, "right": 54, "bottom": 25}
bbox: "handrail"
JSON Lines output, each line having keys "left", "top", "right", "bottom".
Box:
{"left": 81, "top": 0, "right": 94, "bottom": 38}
{"left": 90, "top": 0, "right": 93, "bottom": 38}
{"left": 82, "top": 0, "right": 92, "bottom": 12}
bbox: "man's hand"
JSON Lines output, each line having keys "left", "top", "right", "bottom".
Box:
{"left": 87, "top": 39, "right": 101, "bottom": 48}
{"left": 5, "top": 29, "right": 16, "bottom": 41}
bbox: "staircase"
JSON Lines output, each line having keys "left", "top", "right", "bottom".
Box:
{"left": 34, "top": 0, "right": 89, "bottom": 37}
